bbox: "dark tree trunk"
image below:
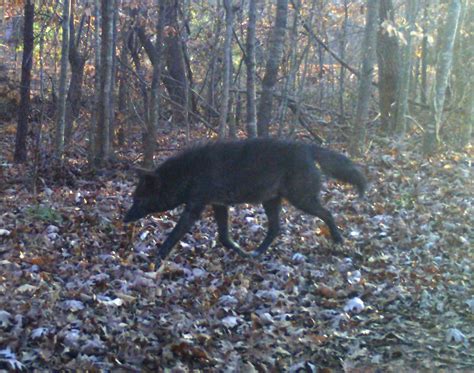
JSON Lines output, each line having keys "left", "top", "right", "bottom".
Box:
{"left": 394, "top": 0, "right": 418, "bottom": 136}
{"left": 95, "top": 0, "right": 114, "bottom": 166}
{"left": 181, "top": 31, "right": 197, "bottom": 116}
{"left": 205, "top": 6, "right": 221, "bottom": 123}
{"left": 117, "top": 28, "right": 130, "bottom": 146}
{"left": 456, "top": 0, "right": 472, "bottom": 148}
{"left": 277, "top": 0, "right": 300, "bottom": 136}
{"left": 14, "top": 0, "right": 34, "bottom": 163}
{"left": 55, "top": 0, "right": 70, "bottom": 159}
{"left": 257, "top": 0, "right": 288, "bottom": 137}
{"left": 163, "top": 0, "right": 188, "bottom": 124}
{"left": 129, "top": 27, "right": 148, "bottom": 124}
{"left": 350, "top": 0, "right": 379, "bottom": 156}
{"left": 420, "top": 15, "right": 429, "bottom": 106}
{"left": 65, "top": 9, "right": 87, "bottom": 145}
{"left": 339, "top": 0, "right": 349, "bottom": 117}
{"left": 89, "top": 0, "right": 101, "bottom": 165}
{"left": 218, "top": 0, "right": 235, "bottom": 138}
{"left": 245, "top": 0, "right": 257, "bottom": 138}
{"left": 108, "top": 0, "right": 118, "bottom": 148}
{"left": 376, "top": 0, "right": 399, "bottom": 133}
{"left": 143, "top": 0, "right": 165, "bottom": 167}
{"left": 423, "top": 0, "right": 462, "bottom": 154}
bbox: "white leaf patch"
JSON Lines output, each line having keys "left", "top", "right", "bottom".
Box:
{"left": 344, "top": 297, "right": 365, "bottom": 313}
{"left": 221, "top": 316, "right": 240, "bottom": 328}
{"left": 97, "top": 296, "right": 124, "bottom": 307}
{"left": 61, "top": 300, "right": 85, "bottom": 312}
{"left": 0, "top": 310, "right": 12, "bottom": 328}
{"left": 0, "top": 347, "right": 25, "bottom": 370}
{"left": 446, "top": 328, "right": 468, "bottom": 345}
{"left": 31, "top": 327, "right": 49, "bottom": 340}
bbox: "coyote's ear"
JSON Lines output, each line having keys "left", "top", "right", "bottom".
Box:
{"left": 134, "top": 167, "right": 156, "bottom": 178}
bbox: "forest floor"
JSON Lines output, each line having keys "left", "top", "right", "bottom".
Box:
{"left": 0, "top": 124, "right": 473, "bottom": 372}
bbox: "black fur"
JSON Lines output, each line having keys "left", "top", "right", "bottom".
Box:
{"left": 124, "top": 138, "right": 367, "bottom": 262}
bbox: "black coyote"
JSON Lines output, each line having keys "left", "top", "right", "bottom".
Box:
{"left": 124, "top": 139, "right": 367, "bottom": 262}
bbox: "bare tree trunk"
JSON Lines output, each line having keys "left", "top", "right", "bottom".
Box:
{"left": 144, "top": 0, "right": 165, "bottom": 167}
{"left": 420, "top": 9, "right": 429, "bottom": 106}
{"left": 95, "top": 0, "right": 114, "bottom": 166}
{"left": 394, "top": 0, "right": 418, "bottom": 136}
{"left": 108, "top": 0, "right": 118, "bottom": 149}
{"left": 376, "top": 0, "right": 399, "bottom": 133}
{"left": 317, "top": 39, "right": 324, "bottom": 106}
{"left": 338, "top": 0, "right": 349, "bottom": 117}
{"left": 0, "top": 3, "right": 3, "bottom": 40}
{"left": 163, "top": 0, "right": 188, "bottom": 125}
{"left": 350, "top": 0, "right": 379, "bottom": 156}
{"left": 117, "top": 28, "right": 130, "bottom": 146}
{"left": 228, "top": 90, "right": 237, "bottom": 138}
{"left": 461, "top": 82, "right": 473, "bottom": 147}
{"left": 89, "top": 0, "right": 101, "bottom": 165}
{"left": 14, "top": 0, "right": 34, "bottom": 163}
{"left": 423, "top": 0, "right": 462, "bottom": 154}
{"left": 133, "top": 26, "right": 150, "bottom": 125}
{"left": 180, "top": 18, "right": 197, "bottom": 117}
{"left": 245, "top": 0, "right": 257, "bottom": 138}
{"left": 65, "top": 10, "right": 87, "bottom": 145}
{"left": 291, "top": 0, "right": 316, "bottom": 137}
{"left": 277, "top": 0, "right": 300, "bottom": 136}
{"left": 205, "top": 8, "right": 221, "bottom": 124}
{"left": 218, "top": 0, "right": 235, "bottom": 138}
{"left": 456, "top": 0, "right": 472, "bottom": 148}
{"left": 257, "top": 0, "right": 288, "bottom": 137}
{"left": 206, "top": 49, "right": 218, "bottom": 123}
{"left": 55, "top": 0, "right": 70, "bottom": 160}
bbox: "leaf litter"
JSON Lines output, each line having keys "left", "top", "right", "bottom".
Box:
{"left": 0, "top": 139, "right": 473, "bottom": 371}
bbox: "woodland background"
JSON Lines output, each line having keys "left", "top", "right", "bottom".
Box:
{"left": 0, "top": 0, "right": 473, "bottom": 371}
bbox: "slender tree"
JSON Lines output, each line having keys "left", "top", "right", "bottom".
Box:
{"left": 163, "top": 0, "right": 188, "bottom": 125}
{"left": 117, "top": 27, "right": 130, "bottom": 146}
{"left": 277, "top": 0, "right": 300, "bottom": 136}
{"left": 65, "top": 8, "right": 88, "bottom": 145}
{"left": 291, "top": 0, "right": 317, "bottom": 137}
{"left": 376, "top": 0, "right": 399, "bottom": 133}
{"left": 0, "top": 3, "right": 4, "bottom": 39}
{"left": 420, "top": 5, "right": 429, "bottom": 105}
{"left": 456, "top": 0, "right": 473, "bottom": 147}
{"left": 423, "top": 0, "right": 462, "bottom": 154}
{"left": 205, "top": 3, "right": 222, "bottom": 124}
{"left": 461, "top": 79, "right": 473, "bottom": 147}
{"left": 218, "top": 0, "right": 235, "bottom": 138}
{"left": 95, "top": 0, "right": 114, "bottom": 166}
{"left": 55, "top": 0, "right": 71, "bottom": 160}
{"left": 108, "top": 0, "right": 119, "bottom": 148}
{"left": 143, "top": 1, "right": 165, "bottom": 167}
{"left": 245, "top": 0, "right": 257, "bottom": 138}
{"left": 257, "top": 0, "right": 288, "bottom": 137}
{"left": 89, "top": 0, "right": 101, "bottom": 164}
{"left": 132, "top": 9, "right": 150, "bottom": 127}
{"left": 339, "top": 0, "right": 349, "bottom": 117}
{"left": 394, "top": 0, "right": 418, "bottom": 136}
{"left": 350, "top": 0, "right": 379, "bottom": 156}
{"left": 14, "top": 0, "right": 34, "bottom": 163}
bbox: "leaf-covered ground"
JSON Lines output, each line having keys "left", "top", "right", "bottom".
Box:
{"left": 0, "top": 130, "right": 473, "bottom": 371}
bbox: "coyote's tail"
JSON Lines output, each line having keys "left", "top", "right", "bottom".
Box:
{"left": 310, "top": 145, "right": 367, "bottom": 197}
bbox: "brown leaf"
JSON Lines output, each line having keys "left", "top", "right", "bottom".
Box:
{"left": 170, "top": 341, "right": 212, "bottom": 363}
{"left": 315, "top": 284, "right": 337, "bottom": 299}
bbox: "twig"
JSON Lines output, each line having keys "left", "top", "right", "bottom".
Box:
{"left": 302, "top": 22, "right": 360, "bottom": 77}
{"left": 405, "top": 115, "right": 425, "bottom": 132}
